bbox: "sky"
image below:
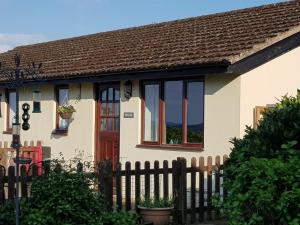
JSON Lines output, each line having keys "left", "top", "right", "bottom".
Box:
{"left": 0, "top": 0, "right": 285, "bottom": 53}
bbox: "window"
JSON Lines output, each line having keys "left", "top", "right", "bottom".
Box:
{"left": 32, "top": 90, "right": 41, "bottom": 113}
{"left": 6, "top": 89, "right": 16, "bottom": 131}
{"left": 141, "top": 80, "right": 204, "bottom": 148}
{"left": 56, "top": 86, "right": 69, "bottom": 130}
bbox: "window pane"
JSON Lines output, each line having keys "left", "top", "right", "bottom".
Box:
{"left": 108, "top": 103, "right": 113, "bottom": 116}
{"left": 114, "top": 118, "right": 120, "bottom": 131}
{"left": 59, "top": 89, "right": 68, "bottom": 106}
{"left": 187, "top": 82, "right": 204, "bottom": 143}
{"left": 114, "top": 103, "right": 120, "bottom": 117}
{"left": 101, "top": 90, "right": 107, "bottom": 101}
{"left": 101, "top": 103, "right": 107, "bottom": 116}
{"left": 115, "top": 89, "right": 120, "bottom": 101}
{"left": 59, "top": 118, "right": 69, "bottom": 129}
{"left": 108, "top": 88, "right": 113, "bottom": 101}
{"left": 144, "top": 84, "right": 159, "bottom": 142}
{"left": 58, "top": 88, "right": 69, "bottom": 129}
{"left": 164, "top": 81, "right": 182, "bottom": 144}
{"left": 101, "top": 118, "right": 106, "bottom": 131}
{"left": 8, "top": 92, "right": 16, "bottom": 129}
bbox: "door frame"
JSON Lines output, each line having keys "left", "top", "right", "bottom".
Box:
{"left": 94, "top": 82, "right": 121, "bottom": 164}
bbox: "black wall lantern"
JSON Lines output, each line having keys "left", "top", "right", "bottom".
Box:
{"left": 124, "top": 80, "right": 132, "bottom": 99}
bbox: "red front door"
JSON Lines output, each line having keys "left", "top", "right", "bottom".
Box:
{"left": 96, "top": 83, "right": 120, "bottom": 167}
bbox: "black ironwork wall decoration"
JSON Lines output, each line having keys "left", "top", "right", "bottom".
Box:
{"left": 22, "top": 103, "right": 30, "bottom": 130}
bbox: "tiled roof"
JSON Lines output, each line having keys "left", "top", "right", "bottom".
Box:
{"left": 0, "top": 0, "right": 300, "bottom": 80}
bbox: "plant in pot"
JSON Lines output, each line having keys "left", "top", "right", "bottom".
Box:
{"left": 57, "top": 105, "right": 76, "bottom": 119}
{"left": 137, "top": 197, "right": 174, "bottom": 225}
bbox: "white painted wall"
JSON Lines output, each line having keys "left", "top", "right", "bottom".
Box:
{"left": 240, "top": 46, "right": 300, "bottom": 136}
{"left": 0, "top": 83, "right": 95, "bottom": 161}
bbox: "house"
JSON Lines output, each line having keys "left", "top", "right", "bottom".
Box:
{"left": 0, "top": 1, "right": 299, "bottom": 165}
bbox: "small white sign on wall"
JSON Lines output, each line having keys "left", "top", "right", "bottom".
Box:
{"left": 124, "top": 112, "right": 134, "bottom": 118}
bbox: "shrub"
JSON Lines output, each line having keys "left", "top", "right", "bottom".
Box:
{"left": 0, "top": 200, "right": 15, "bottom": 225}
{"left": 102, "top": 212, "right": 139, "bottom": 225}
{"left": 220, "top": 93, "right": 300, "bottom": 225}
{"left": 22, "top": 169, "right": 106, "bottom": 225}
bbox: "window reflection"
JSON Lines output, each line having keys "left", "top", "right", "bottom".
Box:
{"left": 164, "top": 81, "right": 182, "bottom": 144}
{"left": 187, "top": 82, "right": 204, "bottom": 143}
{"left": 144, "top": 84, "right": 159, "bottom": 142}
{"left": 8, "top": 92, "right": 16, "bottom": 129}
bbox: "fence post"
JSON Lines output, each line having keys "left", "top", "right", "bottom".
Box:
{"left": 32, "top": 164, "right": 39, "bottom": 177}
{"left": 179, "top": 158, "right": 187, "bottom": 225}
{"left": 8, "top": 166, "right": 15, "bottom": 200}
{"left": 172, "top": 160, "right": 179, "bottom": 225}
{"left": 0, "top": 166, "right": 5, "bottom": 205}
{"left": 215, "top": 155, "right": 221, "bottom": 219}
{"left": 20, "top": 165, "right": 28, "bottom": 198}
{"left": 190, "top": 157, "right": 196, "bottom": 224}
{"left": 116, "top": 162, "right": 122, "bottom": 211}
{"left": 163, "top": 160, "right": 169, "bottom": 199}
{"left": 135, "top": 161, "right": 141, "bottom": 210}
{"left": 144, "top": 161, "right": 150, "bottom": 199}
{"left": 198, "top": 157, "right": 205, "bottom": 222}
{"left": 223, "top": 155, "right": 229, "bottom": 202}
{"left": 125, "top": 161, "right": 131, "bottom": 211}
{"left": 98, "top": 159, "right": 113, "bottom": 210}
{"left": 154, "top": 160, "right": 160, "bottom": 201}
{"left": 77, "top": 162, "right": 83, "bottom": 173}
{"left": 42, "top": 160, "right": 51, "bottom": 175}
{"left": 207, "top": 156, "right": 213, "bottom": 221}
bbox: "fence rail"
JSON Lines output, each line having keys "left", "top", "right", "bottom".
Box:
{"left": 0, "top": 155, "right": 228, "bottom": 224}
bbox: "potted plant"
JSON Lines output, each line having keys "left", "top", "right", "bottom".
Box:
{"left": 57, "top": 105, "right": 76, "bottom": 119}
{"left": 137, "top": 197, "right": 173, "bottom": 225}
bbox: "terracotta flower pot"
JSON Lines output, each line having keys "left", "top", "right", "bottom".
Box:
{"left": 59, "top": 112, "right": 73, "bottom": 119}
{"left": 138, "top": 206, "right": 173, "bottom": 225}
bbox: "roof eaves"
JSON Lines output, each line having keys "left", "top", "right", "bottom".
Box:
{"left": 228, "top": 24, "right": 300, "bottom": 64}
{"left": 228, "top": 30, "right": 300, "bottom": 74}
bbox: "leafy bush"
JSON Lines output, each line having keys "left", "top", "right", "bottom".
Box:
{"left": 22, "top": 169, "right": 106, "bottom": 225}
{"left": 102, "top": 211, "right": 139, "bottom": 225}
{"left": 220, "top": 94, "right": 300, "bottom": 225}
{"left": 0, "top": 200, "right": 15, "bottom": 225}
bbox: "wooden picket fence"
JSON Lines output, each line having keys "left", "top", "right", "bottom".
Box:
{"left": 0, "top": 155, "right": 228, "bottom": 224}
{"left": 99, "top": 155, "right": 228, "bottom": 224}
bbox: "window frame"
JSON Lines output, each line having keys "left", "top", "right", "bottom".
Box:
{"left": 54, "top": 85, "right": 69, "bottom": 134}
{"left": 141, "top": 78, "right": 204, "bottom": 150}
{"left": 5, "top": 89, "right": 17, "bottom": 133}
{"left": 141, "top": 81, "right": 163, "bottom": 145}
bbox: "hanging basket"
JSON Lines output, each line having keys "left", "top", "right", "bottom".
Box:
{"left": 59, "top": 112, "right": 73, "bottom": 119}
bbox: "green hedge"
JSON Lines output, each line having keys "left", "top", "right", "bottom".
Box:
{"left": 220, "top": 93, "right": 300, "bottom": 225}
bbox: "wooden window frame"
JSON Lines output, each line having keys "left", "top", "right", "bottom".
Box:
{"left": 53, "top": 85, "right": 69, "bottom": 135}
{"left": 4, "top": 89, "right": 16, "bottom": 134}
{"left": 141, "top": 81, "right": 163, "bottom": 146}
{"left": 140, "top": 78, "right": 204, "bottom": 150}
